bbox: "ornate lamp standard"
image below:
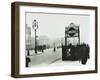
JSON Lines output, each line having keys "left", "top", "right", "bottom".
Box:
{"left": 32, "top": 19, "right": 38, "bottom": 54}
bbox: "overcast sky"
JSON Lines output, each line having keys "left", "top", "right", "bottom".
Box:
{"left": 26, "top": 12, "right": 90, "bottom": 44}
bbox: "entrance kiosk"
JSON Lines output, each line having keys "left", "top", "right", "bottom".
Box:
{"left": 62, "top": 22, "right": 80, "bottom": 60}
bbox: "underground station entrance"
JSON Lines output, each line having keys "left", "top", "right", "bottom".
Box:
{"left": 62, "top": 23, "right": 90, "bottom": 65}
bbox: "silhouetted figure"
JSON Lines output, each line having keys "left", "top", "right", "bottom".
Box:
{"left": 26, "top": 57, "right": 31, "bottom": 67}
{"left": 79, "top": 44, "right": 90, "bottom": 64}
{"left": 54, "top": 47, "right": 56, "bottom": 52}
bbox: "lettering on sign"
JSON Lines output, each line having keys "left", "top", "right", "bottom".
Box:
{"left": 65, "top": 23, "right": 79, "bottom": 37}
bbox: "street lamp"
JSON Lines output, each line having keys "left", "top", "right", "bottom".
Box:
{"left": 32, "top": 19, "right": 38, "bottom": 54}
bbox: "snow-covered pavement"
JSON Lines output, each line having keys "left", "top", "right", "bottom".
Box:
{"left": 27, "top": 48, "right": 90, "bottom": 67}
{"left": 28, "top": 48, "right": 62, "bottom": 67}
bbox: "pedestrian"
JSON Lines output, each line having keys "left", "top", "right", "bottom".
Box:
{"left": 53, "top": 47, "right": 56, "bottom": 52}
{"left": 26, "top": 57, "right": 31, "bottom": 67}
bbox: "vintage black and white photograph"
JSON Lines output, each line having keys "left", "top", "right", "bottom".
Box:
{"left": 25, "top": 12, "right": 91, "bottom": 67}
{"left": 11, "top": 2, "right": 97, "bottom": 78}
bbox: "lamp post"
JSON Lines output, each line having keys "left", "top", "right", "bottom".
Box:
{"left": 32, "top": 19, "right": 38, "bottom": 54}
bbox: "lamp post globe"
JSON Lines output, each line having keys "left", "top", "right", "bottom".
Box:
{"left": 32, "top": 19, "right": 38, "bottom": 30}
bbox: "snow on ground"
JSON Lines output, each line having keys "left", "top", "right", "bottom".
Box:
{"left": 27, "top": 48, "right": 90, "bottom": 67}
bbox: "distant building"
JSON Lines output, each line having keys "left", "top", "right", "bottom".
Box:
{"left": 31, "top": 36, "right": 49, "bottom": 48}
{"left": 25, "top": 24, "right": 31, "bottom": 50}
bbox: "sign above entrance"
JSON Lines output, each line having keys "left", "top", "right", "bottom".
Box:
{"left": 65, "top": 23, "right": 79, "bottom": 37}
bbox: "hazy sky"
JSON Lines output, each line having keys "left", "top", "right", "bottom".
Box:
{"left": 26, "top": 12, "right": 90, "bottom": 44}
